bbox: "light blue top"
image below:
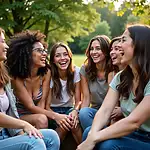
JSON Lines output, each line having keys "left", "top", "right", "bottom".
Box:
{"left": 110, "top": 71, "right": 150, "bottom": 132}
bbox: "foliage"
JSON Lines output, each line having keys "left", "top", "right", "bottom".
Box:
{"left": 79, "top": 21, "right": 111, "bottom": 52}
{"left": 127, "top": 14, "right": 140, "bottom": 24}
{"left": 0, "top": 0, "right": 101, "bottom": 43}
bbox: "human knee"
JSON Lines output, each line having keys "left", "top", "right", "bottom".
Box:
{"left": 79, "top": 107, "right": 90, "bottom": 121}
{"left": 41, "top": 129, "right": 60, "bottom": 149}
{"left": 36, "top": 114, "right": 48, "bottom": 129}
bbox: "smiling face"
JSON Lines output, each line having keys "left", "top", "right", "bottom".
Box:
{"left": 110, "top": 40, "right": 122, "bottom": 66}
{"left": 32, "top": 42, "right": 47, "bottom": 68}
{"left": 120, "top": 30, "right": 134, "bottom": 66}
{"left": 0, "top": 32, "right": 9, "bottom": 61}
{"left": 53, "top": 46, "right": 71, "bottom": 71}
{"left": 89, "top": 40, "right": 105, "bottom": 64}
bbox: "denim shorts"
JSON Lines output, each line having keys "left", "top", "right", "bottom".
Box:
{"left": 48, "top": 107, "right": 73, "bottom": 129}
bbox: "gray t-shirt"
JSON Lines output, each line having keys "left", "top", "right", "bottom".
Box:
{"left": 80, "top": 65, "right": 108, "bottom": 109}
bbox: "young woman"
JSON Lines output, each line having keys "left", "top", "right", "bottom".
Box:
{"left": 46, "top": 42, "right": 82, "bottom": 144}
{"left": 109, "top": 37, "right": 126, "bottom": 123}
{"left": 6, "top": 30, "right": 55, "bottom": 129}
{"left": 79, "top": 35, "right": 112, "bottom": 130}
{"left": 77, "top": 24, "right": 150, "bottom": 150}
{"left": 0, "top": 27, "right": 60, "bottom": 150}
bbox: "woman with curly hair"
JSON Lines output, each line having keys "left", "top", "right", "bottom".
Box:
{"left": 77, "top": 24, "right": 150, "bottom": 150}
{"left": 7, "top": 30, "right": 54, "bottom": 129}
{"left": 0, "top": 27, "right": 60, "bottom": 150}
{"left": 46, "top": 42, "right": 82, "bottom": 144}
{"left": 79, "top": 35, "right": 112, "bottom": 131}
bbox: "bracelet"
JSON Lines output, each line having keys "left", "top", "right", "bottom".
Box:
{"left": 73, "top": 108, "right": 79, "bottom": 113}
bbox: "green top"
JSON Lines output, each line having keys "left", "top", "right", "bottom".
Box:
{"left": 110, "top": 71, "right": 150, "bottom": 132}
{"left": 80, "top": 65, "right": 108, "bottom": 109}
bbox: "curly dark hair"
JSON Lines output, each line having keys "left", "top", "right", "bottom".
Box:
{"left": 117, "top": 24, "right": 150, "bottom": 103}
{"left": 84, "top": 35, "right": 112, "bottom": 82}
{"left": 7, "top": 30, "right": 48, "bottom": 79}
{"left": 49, "top": 42, "right": 75, "bottom": 100}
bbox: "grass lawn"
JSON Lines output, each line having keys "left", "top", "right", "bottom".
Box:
{"left": 73, "top": 54, "right": 86, "bottom": 67}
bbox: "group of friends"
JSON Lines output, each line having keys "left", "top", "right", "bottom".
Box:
{"left": 0, "top": 23, "right": 150, "bottom": 150}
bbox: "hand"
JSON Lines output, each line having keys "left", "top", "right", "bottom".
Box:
{"left": 55, "top": 113, "right": 73, "bottom": 131}
{"left": 69, "top": 110, "right": 79, "bottom": 128}
{"left": 23, "top": 121, "right": 43, "bottom": 138}
{"left": 111, "top": 107, "right": 123, "bottom": 120}
{"left": 76, "top": 136, "right": 95, "bottom": 150}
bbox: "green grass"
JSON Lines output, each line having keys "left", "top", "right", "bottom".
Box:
{"left": 73, "top": 54, "right": 86, "bottom": 67}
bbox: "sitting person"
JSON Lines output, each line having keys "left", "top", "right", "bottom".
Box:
{"left": 46, "top": 42, "right": 82, "bottom": 144}
{"left": 6, "top": 30, "right": 55, "bottom": 129}
{"left": 79, "top": 35, "right": 112, "bottom": 131}
{"left": 0, "top": 27, "right": 60, "bottom": 150}
{"left": 109, "top": 37, "right": 126, "bottom": 123}
{"left": 77, "top": 24, "right": 150, "bottom": 150}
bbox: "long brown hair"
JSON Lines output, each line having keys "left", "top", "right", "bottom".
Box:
{"left": 0, "top": 28, "right": 10, "bottom": 85}
{"left": 117, "top": 24, "right": 150, "bottom": 103}
{"left": 49, "top": 42, "right": 75, "bottom": 99}
{"left": 84, "top": 35, "right": 112, "bottom": 82}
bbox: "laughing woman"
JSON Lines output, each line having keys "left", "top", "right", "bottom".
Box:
{"left": 46, "top": 42, "right": 82, "bottom": 144}
{"left": 77, "top": 24, "right": 150, "bottom": 150}
{"left": 0, "top": 27, "right": 60, "bottom": 150}
{"left": 79, "top": 35, "right": 112, "bottom": 131}
{"left": 7, "top": 30, "right": 56, "bottom": 129}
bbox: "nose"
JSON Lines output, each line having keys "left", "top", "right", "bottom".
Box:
{"left": 110, "top": 49, "right": 115, "bottom": 56}
{"left": 4, "top": 43, "right": 9, "bottom": 49}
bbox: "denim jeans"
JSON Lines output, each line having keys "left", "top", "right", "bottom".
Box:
{"left": 79, "top": 107, "right": 97, "bottom": 130}
{"left": 82, "top": 126, "right": 150, "bottom": 150}
{"left": 0, "top": 128, "right": 60, "bottom": 150}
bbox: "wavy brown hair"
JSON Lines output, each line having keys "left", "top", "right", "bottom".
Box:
{"left": 117, "top": 24, "right": 150, "bottom": 103}
{"left": 84, "top": 35, "right": 112, "bottom": 82}
{"left": 0, "top": 28, "right": 10, "bottom": 85}
{"left": 49, "top": 42, "right": 75, "bottom": 99}
{"left": 7, "top": 30, "right": 48, "bottom": 79}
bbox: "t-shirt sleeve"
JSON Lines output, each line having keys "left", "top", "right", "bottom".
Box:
{"left": 50, "top": 79, "right": 53, "bottom": 88}
{"left": 144, "top": 80, "right": 150, "bottom": 96}
{"left": 80, "top": 65, "right": 87, "bottom": 77}
{"left": 74, "top": 66, "right": 81, "bottom": 83}
{"left": 109, "top": 71, "right": 121, "bottom": 92}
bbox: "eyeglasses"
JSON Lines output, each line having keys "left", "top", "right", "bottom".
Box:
{"left": 32, "top": 48, "right": 48, "bottom": 54}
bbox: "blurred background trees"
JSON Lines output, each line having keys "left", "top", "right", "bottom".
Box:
{"left": 0, "top": 0, "right": 149, "bottom": 54}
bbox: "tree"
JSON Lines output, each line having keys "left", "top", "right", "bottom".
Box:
{"left": 0, "top": 0, "right": 100, "bottom": 43}
{"left": 79, "top": 21, "right": 111, "bottom": 52}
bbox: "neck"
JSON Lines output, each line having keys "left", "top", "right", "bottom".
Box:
{"left": 31, "top": 66, "right": 39, "bottom": 78}
{"left": 96, "top": 61, "right": 106, "bottom": 72}
{"left": 58, "top": 69, "right": 67, "bottom": 80}
{"left": 118, "top": 64, "right": 126, "bottom": 71}
{"left": 129, "top": 64, "right": 139, "bottom": 80}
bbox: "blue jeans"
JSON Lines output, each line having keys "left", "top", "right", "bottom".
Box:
{"left": 83, "top": 126, "right": 150, "bottom": 150}
{"left": 0, "top": 128, "right": 60, "bottom": 150}
{"left": 79, "top": 107, "right": 97, "bottom": 130}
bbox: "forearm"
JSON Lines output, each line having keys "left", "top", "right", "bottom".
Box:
{"left": 91, "top": 117, "right": 139, "bottom": 143}
{"left": 0, "top": 113, "right": 26, "bottom": 129}
{"left": 90, "top": 107, "right": 111, "bottom": 133}
{"left": 81, "top": 97, "right": 90, "bottom": 108}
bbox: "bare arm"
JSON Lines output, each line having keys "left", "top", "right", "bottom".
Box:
{"left": 46, "top": 88, "right": 73, "bottom": 130}
{"left": 93, "top": 95, "right": 150, "bottom": 142}
{"left": 37, "top": 69, "right": 51, "bottom": 108}
{"left": 12, "top": 78, "right": 55, "bottom": 120}
{"left": 0, "top": 113, "right": 43, "bottom": 138}
{"left": 80, "top": 74, "right": 90, "bottom": 108}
